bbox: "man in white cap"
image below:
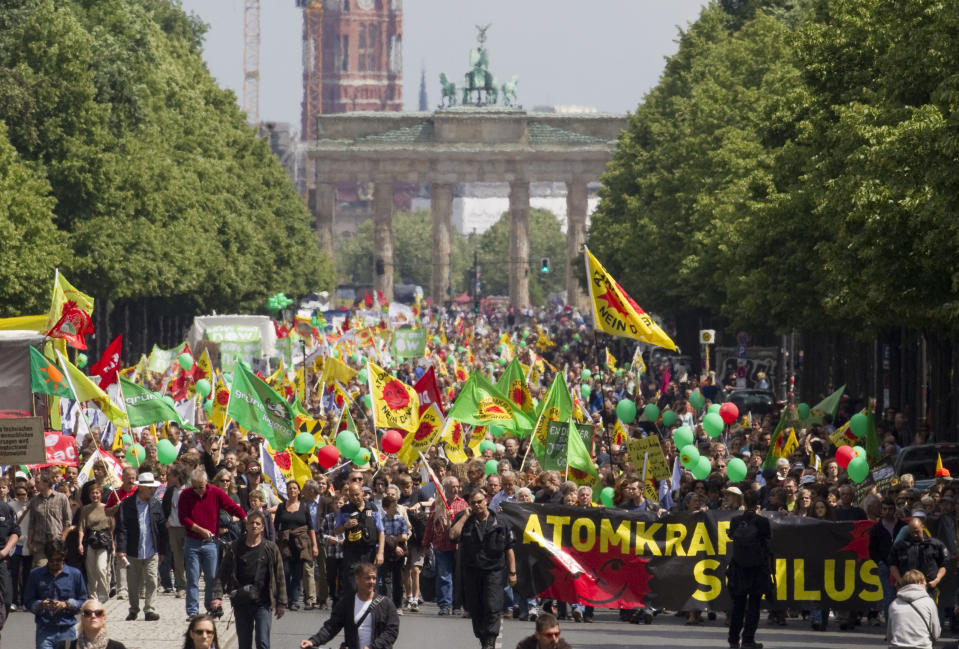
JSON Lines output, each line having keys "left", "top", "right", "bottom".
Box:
{"left": 722, "top": 486, "right": 745, "bottom": 511}
{"left": 115, "top": 471, "right": 168, "bottom": 621}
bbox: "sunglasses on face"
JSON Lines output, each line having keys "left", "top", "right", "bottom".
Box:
{"left": 82, "top": 609, "right": 105, "bottom": 618}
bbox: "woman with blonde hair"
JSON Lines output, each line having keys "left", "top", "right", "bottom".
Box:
{"left": 887, "top": 569, "right": 939, "bottom": 649}
{"left": 66, "top": 599, "right": 127, "bottom": 649}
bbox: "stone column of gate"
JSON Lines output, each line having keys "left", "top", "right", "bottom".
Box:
{"left": 565, "top": 178, "right": 589, "bottom": 310}
{"left": 372, "top": 180, "right": 394, "bottom": 301}
{"left": 312, "top": 182, "right": 336, "bottom": 262}
{"left": 430, "top": 183, "right": 453, "bottom": 305}
{"left": 508, "top": 180, "right": 530, "bottom": 308}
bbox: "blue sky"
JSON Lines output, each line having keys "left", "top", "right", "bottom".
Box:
{"left": 178, "top": 0, "right": 709, "bottom": 130}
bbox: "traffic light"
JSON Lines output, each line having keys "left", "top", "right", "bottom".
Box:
{"left": 540, "top": 257, "right": 550, "bottom": 274}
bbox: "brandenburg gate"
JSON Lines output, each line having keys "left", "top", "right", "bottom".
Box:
{"left": 306, "top": 29, "right": 625, "bottom": 308}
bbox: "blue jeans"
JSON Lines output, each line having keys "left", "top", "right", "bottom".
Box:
{"left": 435, "top": 550, "right": 456, "bottom": 608}
{"left": 37, "top": 625, "right": 75, "bottom": 649}
{"left": 878, "top": 561, "right": 894, "bottom": 615}
{"left": 234, "top": 603, "right": 272, "bottom": 649}
{"left": 283, "top": 556, "right": 304, "bottom": 607}
{"left": 185, "top": 537, "right": 219, "bottom": 615}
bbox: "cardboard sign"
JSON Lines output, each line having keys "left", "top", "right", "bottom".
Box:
{"left": 0, "top": 417, "right": 46, "bottom": 464}
{"left": 627, "top": 435, "right": 671, "bottom": 481}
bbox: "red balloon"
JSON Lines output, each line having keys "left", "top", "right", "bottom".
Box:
{"left": 835, "top": 445, "right": 855, "bottom": 469}
{"left": 381, "top": 429, "right": 404, "bottom": 455}
{"left": 719, "top": 402, "right": 739, "bottom": 425}
{"left": 316, "top": 444, "right": 340, "bottom": 469}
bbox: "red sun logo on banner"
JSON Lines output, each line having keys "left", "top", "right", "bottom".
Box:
{"left": 382, "top": 379, "right": 411, "bottom": 410}
{"left": 450, "top": 423, "right": 463, "bottom": 446}
{"left": 414, "top": 420, "right": 435, "bottom": 441}
{"left": 478, "top": 397, "right": 513, "bottom": 421}
{"left": 272, "top": 451, "right": 292, "bottom": 472}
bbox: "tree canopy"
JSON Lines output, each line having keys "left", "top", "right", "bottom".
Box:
{"left": 588, "top": 0, "right": 959, "bottom": 336}
{"left": 0, "top": 0, "right": 332, "bottom": 317}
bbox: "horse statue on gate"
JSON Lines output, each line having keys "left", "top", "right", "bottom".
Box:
{"left": 500, "top": 75, "right": 519, "bottom": 107}
{"left": 439, "top": 73, "right": 457, "bottom": 107}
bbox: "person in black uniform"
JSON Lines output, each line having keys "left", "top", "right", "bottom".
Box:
{"left": 450, "top": 488, "right": 517, "bottom": 649}
{"left": 0, "top": 495, "right": 20, "bottom": 642}
{"left": 726, "top": 489, "right": 771, "bottom": 649}
{"left": 334, "top": 483, "right": 385, "bottom": 598}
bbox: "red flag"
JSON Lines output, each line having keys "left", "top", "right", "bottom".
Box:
{"left": 376, "top": 290, "right": 389, "bottom": 308}
{"left": 47, "top": 304, "right": 94, "bottom": 350}
{"left": 273, "top": 321, "right": 291, "bottom": 338}
{"left": 364, "top": 292, "right": 374, "bottom": 308}
{"left": 169, "top": 342, "right": 196, "bottom": 401}
{"left": 415, "top": 366, "right": 443, "bottom": 415}
{"left": 89, "top": 335, "right": 123, "bottom": 389}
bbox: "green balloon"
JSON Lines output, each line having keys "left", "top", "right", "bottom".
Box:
{"left": 157, "top": 439, "right": 177, "bottom": 465}
{"left": 616, "top": 399, "right": 637, "bottom": 424}
{"left": 573, "top": 333, "right": 581, "bottom": 341}
{"left": 204, "top": 399, "right": 213, "bottom": 415}
{"left": 707, "top": 403, "right": 721, "bottom": 415}
{"left": 129, "top": 443, "right": 146, "bottom": 467}
{"left": 458, "top": 346, "right": 466, "bottom": 353}
{"left": 797, "top": 403, "right": 811, "bottom": 420}
{"left": 689, "top": 391, "right": 706, "bottom": 410}
{"left": 643, "top": 404, "right": 659, "bottom": 422}
{"left": 293, "top": 432, "right": 316, "bottom": 455}
{"left": 847, "top": 455, "right": 869, "bottom": 483}
{"left": 852, "top": 445, "right": 866, "bottom": 458}
{"left": 497, "top": 358, "right": 506, "bottom": 366}
{"left": 600, "top": 486, "right": 615, "bottom": 508}
{"left": 195, "top": 378, "right": 212, "bottom": 398}
{"left": 616, "top": 369, "right": 623, "bottom": 377}
{"left": 562, "top": 344, "right": 569, "bottom": 352}
{"left": 353, "top": 447, "right": 371, "bottom": 466}
{"left": 489, "top": 425, "right": 504, "bottom": 437}
{"left": 358, "top": 368, "right": 368, "bottom": 382}
{"left": 692, "top": 455, "right": 712, "bottom": 480}
{"left": 352, "top": 353, "right": 362, "bottom": 364}
{"left": 679, "top": 444, "right": 700, "bottom": 469}
{"left": 77, "top": 353, "right": 88, "bottom": 369}
{"left": 581, "top": 384, "right": 592, "bottom": 400}
{"left": 673, "top": 426, "right": 694, "bottom": 449}
{"left": 485, "top": 459, "right": 499, "bottom": 475}
{"left": 335, "top": 430, "right": 361, "bottom": 459}
{"left": 121, "top": 433, "right": 133, "bottom": 446}
{"left": 703, "top": 412, "right": 725, "bottom": 438}
{"left": 178, "top": 352, "right": 194, "bottom": 370}
{"left": 661, "top": 410, "right": 677, "bottom": 427}
{"left": 726, "top": 457, "right": 747, "bottom": 482}
{"left": 849, "top": 413, "right": 868, "bottom": 438}
{"left": 581, "top": 369, "right": 592, "bottom": 380}
{"left": 362, "top": 394, "right": 372, "bottom": 409}
{"left": 479, "top": 440, "right": 496, "bottom": 454}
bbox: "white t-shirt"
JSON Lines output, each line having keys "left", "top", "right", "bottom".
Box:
{"left": 353, "top": 595, "right": 374, "bottom": 649}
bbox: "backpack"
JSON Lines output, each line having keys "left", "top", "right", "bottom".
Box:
{"left": 730, "top": 516, "right": 765, "bottom": 568}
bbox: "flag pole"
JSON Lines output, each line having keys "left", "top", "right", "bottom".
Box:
{"left": 54, "top": 350, "right": 97, "bottom": 450}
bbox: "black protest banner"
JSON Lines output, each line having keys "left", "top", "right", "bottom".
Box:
{"left": 501, "top": 503, "right": 881, "bottom": 611}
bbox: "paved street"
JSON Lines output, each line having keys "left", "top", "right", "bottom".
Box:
{"left": 5, "top": 594, "right": 933, "bottom": 649}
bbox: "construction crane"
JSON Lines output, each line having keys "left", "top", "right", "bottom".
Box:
{"left": 242, "top": 0, "right": 260, "bottom": 125}
{"left": 299, "top": 0, "right": 324, "bottom": 141}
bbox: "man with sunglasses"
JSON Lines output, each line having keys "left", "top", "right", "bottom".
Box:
{"left": 450, "top": 488, "right": 517, "bottom": 649}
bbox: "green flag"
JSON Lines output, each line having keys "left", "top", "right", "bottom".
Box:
{"left": 227, "top": 362, "right": 296, "bottom": 450}
{"left": 495, "top": 358, "right": 535, "bottom": 415}
{"left": 865, "top": 400, "right": 881, "bottom": 464}
{"left": 530, "top": 373, "right": 573, "bottom": 451}
{"left": 30, "top": 347, "right": 75, "bottom": 398}
{"left": 118, "top": 376, "right": 197, "bottom": 432}
{"left": 763, "top": 405, "right": 802, "bottom": 470}
{"left": 447, "top": 372, "right": 535, "bottom": 434}
{"left": 566, "top": 417, "right": 598, "bottom": 479}
{"left": 805, "top": 385, "right": 845, "bottom": 426}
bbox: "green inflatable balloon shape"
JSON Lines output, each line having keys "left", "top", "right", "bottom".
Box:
{"left": 77, "top": 353, "right": 88, "bottom": 369}
{"left": 703, "top": 412, "right": 725, "bottom": 438}
{"left": 157, "top": 439, "right": 178, "bottom": 465}
{"left": 479, "top": 440, "right": 496, "bottom": 454}
{"left": 600, "top": 487, "right": 615, "bottom": 507}
{"left": 692, "top": 455, "right": 712, "bottom": 480}
{"left": 798, "top": 403, "right": 811, "bottom": 420}
{"left": 489, "top": 425, "right": 504, "bottom": 437}
{"left": 358, "top": 368, "right": 368, "bottom": 383}
{"left": 485, "top": 459, "right": 499, "bottom": 475}
{"left": 689, "top": 391, "right": 706, "bottom": 410}
{"left": 362, "top": 394, "right": 372, "bottom": 410}
{"left": 847, "top": 455, "right": 869, "bottom": 483}
{"left": 129, "top": 443, "right": 146, "bottom": 467}
{"left": 852, "top": 445, "right": 866, "bottom": 458}
{"left": 707, "top": 403, "right": 721, "bottom": 415}
{"left": 204, "top": 399, "right": 213, "bottom": 416}
{"left": 195, "top": 378, "right": 212, "bottom": 398}
{"left": 616, "top": 399, "right": 637, "bottom": 424}
{"left": 178, "top": 352, "right": 194, "bottom": 371}
{"left": 121, "top": 433, "right": 133, "bottom": 446}
{"left": 581, "top": 384, "right": 592, "bottom": 400}
{"left": 335, "top": 431, "right": 361, "bottom": 459}
{"left": 581, "top": 369, "right": 592, "bottom": 380}
{"left": 293, "top": 432, "right": 316, "bottom": 455}
{"left": 661, "top": 410, "right": 677, "bottom": 428}
{"left": 849, "top": 412, "right": 868, "bottom": 438}
{"left": 353, "top": 447, "right": 371, "bottom": 466}
{"left": 643, "top": 404, "right": 659, "bottom": 423}
{"left": 673, "top": 426, "right": 694, "bottom": 450}
{"left": 679, "top": 444, "right": 700, "bottom": 469}
{"left": 726, "top": 457, "right": 747, "bottom": 482}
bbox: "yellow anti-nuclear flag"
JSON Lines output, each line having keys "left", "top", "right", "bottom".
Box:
{"left": 398, "top": 403, "right": 444, "bottom": 467}
{"left": 440, "top": 418, "right": 469, "bottom": 464}
{"left": 584, "top": 247, "right": 677, "bottom": 351}
{"left": 367, "top": 361, "right": 419, "bottom": 433}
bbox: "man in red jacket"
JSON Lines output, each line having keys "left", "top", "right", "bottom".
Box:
{"left": 178, "top": 467, "right": 246, "bottom": 618}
